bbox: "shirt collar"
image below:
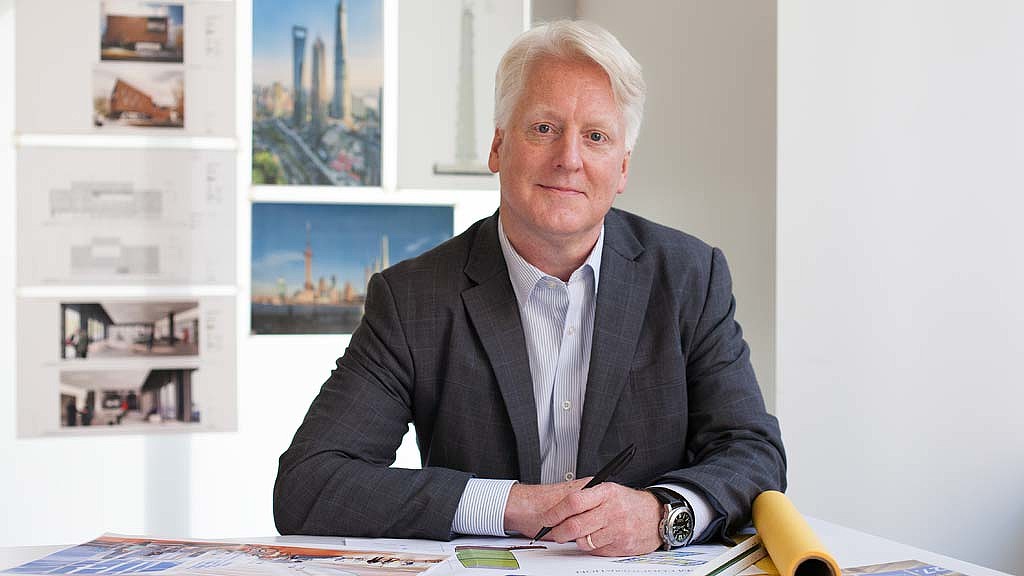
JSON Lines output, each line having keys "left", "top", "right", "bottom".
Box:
{"left": 497, "top": 215, "right": 603, "bottom": 305}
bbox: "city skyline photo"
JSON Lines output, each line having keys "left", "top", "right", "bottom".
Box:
{"left": 251, "top": 202, "right": 453, "bottom": 334}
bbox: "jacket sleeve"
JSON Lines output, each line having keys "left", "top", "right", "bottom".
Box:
{"left": 273, "top": 272, "right": 473, "bottom": 540}
{"left": 655, "top": 247, "right": 787, "bottom": 539}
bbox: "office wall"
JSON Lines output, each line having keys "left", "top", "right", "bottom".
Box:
{"left": 0, "top": 0, "right": 18, "bottom": 537}
{"left": 577, "top": 0, "right": 778, "bottom": 410}
{"left": 530, "top": 0, "right": 574, "bottom": 24}
{"left": 777, "top": 2, "right": 1024, "bottom": 573}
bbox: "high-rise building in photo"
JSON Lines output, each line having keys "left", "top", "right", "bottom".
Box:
{"left": 292, "top": 25, "right": 308, "bottom": 128}
{"left": 434, "top": 3, "right": 489, "bottom": 175}
{"left": 332, "top": 0, "right": 352, "bottom": 125}
{"left": 303, "top": 221, "right": 313, "bottom": 292}
{"left": 311, "top": 36, "right": 327, "bottom": 140}
{"left": 454, "top": 4, "right": 477, "bottom": 165}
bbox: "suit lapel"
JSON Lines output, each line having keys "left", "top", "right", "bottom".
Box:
{"left": 577, "top": 211, "right": 653, "bottom": 476}
{"left": 461, "top": 215, "right": 542, "bottom": 484}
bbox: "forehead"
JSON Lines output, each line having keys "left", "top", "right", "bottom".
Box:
{"left": 516, "top": 56, "right": 621, "bottom": 120}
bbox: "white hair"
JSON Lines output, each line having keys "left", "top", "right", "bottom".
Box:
{"left": 493, "top": 20, "right": 646, "bottom": 150}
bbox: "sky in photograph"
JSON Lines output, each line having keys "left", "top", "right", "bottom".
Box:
{"left": 253, "top": 0, "right": 382, "bottom": 96}
{"left": 251, "top": 203, "right": 453, "bottom": 296}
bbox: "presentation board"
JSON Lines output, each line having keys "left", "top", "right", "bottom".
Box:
{"left": 15, "top": 0, "right": 234, "bottom": 136}
{"left": 17, "top": 295, "right": 236, "bottom": 438}
{"left": 17, "top": 146, "right": 236, "bottom": 286}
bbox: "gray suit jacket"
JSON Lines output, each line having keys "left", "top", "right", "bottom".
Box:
{"left": 274, "top": 209, "right": 786, "bottom": 541}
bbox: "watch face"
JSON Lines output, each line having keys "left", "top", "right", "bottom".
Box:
{"left": 668, "top": 508, "right": 694, "bottom": 545}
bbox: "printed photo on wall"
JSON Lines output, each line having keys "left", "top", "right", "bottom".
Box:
{"left": 59, "top": 368, "right": 201, "bottom": 429}
{"left": 251, "top": 203, "right": 453, "bottom": 334}
{"left": 93, "top": 65, "right": 185, "bottom": 128}
{"left": 252, "top": 0, "right": 383, "bottom": 186}
{"left": 60, "top": 301, "right": 200, "bottom": 360}
{"left": 100, "top": 1, "right": 185, "bottom": 63}
{"left": 396, "top": 0, "right": 523, "bottom": 189}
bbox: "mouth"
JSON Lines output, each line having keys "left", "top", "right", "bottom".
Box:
{"left": 538, "top": 184, "right": 585, "bottom": 196}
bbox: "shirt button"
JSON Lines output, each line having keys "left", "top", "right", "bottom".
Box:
{"left": 567, "top": 326, "right": 576, "bottom": 336}
{"left": 562, "top": 400, "right": 571, "bottom": 411}
{"left": 565, "top": 472, "right": 575, "bottom": 481}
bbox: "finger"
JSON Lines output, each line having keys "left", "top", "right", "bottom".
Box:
{"left": 540, "top": 487, "right": 607, "bottom": 529}
{"left": 577, "top": 526, "right": 616, "bottom": 555}
{"left": 547, "top": 506, "right": 607, "bottom": 544}
{"left": 541, "top": 491, "right": 600, "bottom": 528}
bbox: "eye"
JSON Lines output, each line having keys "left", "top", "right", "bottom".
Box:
{"left": 536, "top": 123, "right": 553, "bottom": 134}
{"left": 588, "top": 132, "right": 606, "bottom": 143}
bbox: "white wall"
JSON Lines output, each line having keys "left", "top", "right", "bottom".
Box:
{"left": 578, "top": 0, "right": 778, "bottom": 410}
{"left": 0, "top": 0, "right": 19, "bottom": 539}
{"left": 530, "top": 0, "right": 575, "bottom": 24}
{"left": 777, "top": 2, "right": 1024, "bottom": 573}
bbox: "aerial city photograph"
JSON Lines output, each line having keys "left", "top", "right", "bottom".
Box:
{"left": 252, "top": 0, "right": 382, "bottom": 186}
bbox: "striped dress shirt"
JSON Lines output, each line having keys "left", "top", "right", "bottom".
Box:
{"left": 452, "top": 218, "right": 714, "bottom": 541}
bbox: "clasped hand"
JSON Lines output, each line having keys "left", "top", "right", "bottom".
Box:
{"left": 503, "top": 478, "right": 663, "bottom": 556}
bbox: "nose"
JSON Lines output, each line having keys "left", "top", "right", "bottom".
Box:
{"left": 553, "top": 134, "right": 582, "bottom": 171}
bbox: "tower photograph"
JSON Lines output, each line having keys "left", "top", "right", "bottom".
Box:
{"left": 396, "top": 0, "right": 522, "bottom": 190}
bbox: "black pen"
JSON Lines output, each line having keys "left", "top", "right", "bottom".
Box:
{"left": 530, "top": 443, "right": 637, "bottom": 544}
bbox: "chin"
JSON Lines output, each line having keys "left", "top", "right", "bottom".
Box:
{"left": 535, "top": 215, "right": 591, "bottom": 238}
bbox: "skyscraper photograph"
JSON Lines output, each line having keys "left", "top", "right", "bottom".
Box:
{"left": 396, "top": 0, "right": 521, "bottom": 190}
{"left": 252, "top": 0, "right": 382, "bottom": 186}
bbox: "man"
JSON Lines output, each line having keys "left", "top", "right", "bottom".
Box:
{"left": 75, "top": 328, "right": 90, "bottom": 358}
{"left": 64, "top": 398, "right": 78, "bottom": 427}
{"left": 274, "top": 20, "right": 785, "bottom": 557}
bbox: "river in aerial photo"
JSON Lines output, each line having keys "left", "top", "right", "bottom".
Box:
{"left": 251, "top": 302, "right": 366, "bottom": 335}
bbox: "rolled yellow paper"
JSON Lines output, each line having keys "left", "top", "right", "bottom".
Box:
{"left": 752, "top": 491, "right": 841, "bottom": 576}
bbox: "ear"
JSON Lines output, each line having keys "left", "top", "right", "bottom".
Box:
{"left": 616, "top": 150, "right": 631, "bottom": 194}
{"left": 487, "top": 128, "right": 504, "bottom": 173}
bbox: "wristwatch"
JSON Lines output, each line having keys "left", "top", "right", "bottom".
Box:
{"left": 647, "top": 487, "right": 695, "bottom": 550}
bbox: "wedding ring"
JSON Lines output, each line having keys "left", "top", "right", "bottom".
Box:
{"left": 586, "top": 534, "right": 595, "bottom": 549}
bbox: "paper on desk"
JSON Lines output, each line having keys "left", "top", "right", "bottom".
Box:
{"left": 427, "top": 533, "right": 765, "bottom": 576}
{"left": 752, "top": 491, "right": 841, "bottom": 576}
{"left": 1, "top": 533, "right": 449, "bottom": 575}
{"left": 841, "top": 559, "right": 964, "bottom": 575}
{"left": 340, "top": 536, "right": 450, "bottom": 555}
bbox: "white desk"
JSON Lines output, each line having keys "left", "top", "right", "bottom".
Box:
{"left": 805, "top": 518, "right": 1009, "bottom": 575}
{"left": 0, "top": 517, "right": 1012, "bottom": 576}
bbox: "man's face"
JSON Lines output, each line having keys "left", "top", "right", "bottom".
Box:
{"left": 488, "top": 57, "right": 630, "bottom": 246}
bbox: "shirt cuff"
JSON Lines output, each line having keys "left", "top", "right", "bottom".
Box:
{"left": 452, "top": 478, "right": 518, "bottom": 536}
{"left": 650, "top": 483, "right": 716, "bottom": 543}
